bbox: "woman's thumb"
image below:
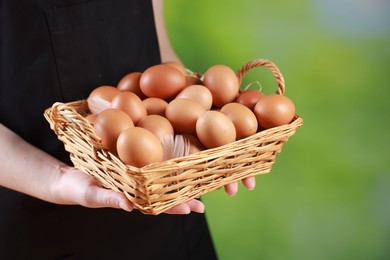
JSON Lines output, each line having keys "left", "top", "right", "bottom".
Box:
{"left": 88, "top": 187, "right": 133, "bottom": 212}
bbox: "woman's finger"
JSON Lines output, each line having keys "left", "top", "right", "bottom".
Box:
{"left": 242, "top": 176, "right": 256, "bottom": 190}
{"left": 83, "top": 186, "right": 134, "bottom": 212}
{"left": 164, "top": 199, "right": 205, "bottom": 215}
{"left": 185, "top": 199, "right": 205, "bottom": 213}
{"left": 164, "top": 203, "right": 191, "bottom": 215}
{"left": 224, "top": 181, "right": 238, "bottom": 196}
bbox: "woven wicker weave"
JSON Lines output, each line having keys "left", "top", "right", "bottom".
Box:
{"left": 44, "top": 59, "right": 303, "bottom": 215}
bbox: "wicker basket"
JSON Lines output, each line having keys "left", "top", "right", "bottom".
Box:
{"left": 44, "top": 59, "right": 303, "bottom": 215}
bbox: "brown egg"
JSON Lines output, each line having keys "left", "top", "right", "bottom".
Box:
{"left": 220, "top": 103, "right": 258, "bottom": 140}
{"left": 236, "top": 89, "right": 265, "bottom": 110}
{"left": 85, "top": 113, "right": 97, "bottom": 124}
{"left": 165, "top": 98, "right": 206, "bottom": 135}
{"left": 185, "top": 75, "right": 203, "bottom": 87}
{"left": 87, "top": 85, "right": 120, "bottom": 114}
{"left": 254, "top": 94, "right": 296, "bottom": 129}
{"left": 142, "top": 97, "right": 168, "bottom": 116}
{"left": 116, "top": 72, "right": 146, "bottom": 99}
{"left": 183, "top": 134, "right": 205, "bottom": 154}
{"left": 110, "top": 91, "right": 147, "bottom": 125}
{"left": 137, "top": 114, "right": 174, "bottom": 139}
{"left": 117, "top": 127, "right": 163, "bottom": 167}
{"left": 196, "top": 111, "right": 236, "bottom": 149}
{"left": 94, "top": 109, "right": 134, "bottom": 154}
{"left": 140, "top": 64, "right": 186, "bottom": 99}
{"left": 175, "top": 84, "right": 213, "bottom": 110}
{"left": 163, "top": 61, "right": 186, "bottom": 75}
{"left": 203, "top": 65, "right": 239, "bottom": 107}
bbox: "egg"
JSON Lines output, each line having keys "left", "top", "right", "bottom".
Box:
{"left": 140, "top": 64, "right": 186, "bottom": 99}
{"left": 116, "top": 72, "right": 146, "bottom": 99}
{"left": 137, "top": 114, "right": 174, "bottom": 139}
{"left": 93, "top": 109, "right": 134, "bottom": 153}
{"left": 220, "top": 103, "right": 258, "bottom": 140}
{"left": 235, "top": 89, "right": 265, "bottom": 110}
{"left": 196, "top": 110, "right": 236, "bottom": 149}
{"left": 203, "top": 65, "right": 239, "bottom": 107}
{"left": 142, "top": 97, "right": 168, "bottom": 116}
{"left": 117, "top": 127, "right": 163, "bottom": 167}
{"left": 87, "top": 85, "right": 120, "bottom": 114}
{"left": 163, "top": 61, "right": 186, "bottom": 75}
{"left": 85, "top": 113, "right": 97, "bottom": 124}
{"left": 110, "top": 91, "right": 147, "bottom": 124}
{"left": 254, "top": 94, "right": 296, "bottom": 129}
{"left": 165, "top": 98, "right": 206, "bottom": 135}
{"left": 175, "top": 84, "right": 213, "bottom": 110}
{"left": 183, "top": 134, "right": 205, "bottom": 154}
{"left": 185, "top": 75, "right": 203, "bottom": 87}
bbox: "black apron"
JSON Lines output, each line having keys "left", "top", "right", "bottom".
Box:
{"left": 0, "top": 0, "right": 217, "bottom": 259}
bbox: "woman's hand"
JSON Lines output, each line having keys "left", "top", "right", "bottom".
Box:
{"left": 51, "top": 166, "right": 134, "bottom": 211}
{"left": 224, "top": 177, "right": 256, "bottom": 196}
{"left": 164, "top": 199, "right": 205, "bottom": 215}
{"left": 54, "top": 166, "right": 205, "bottom": 215}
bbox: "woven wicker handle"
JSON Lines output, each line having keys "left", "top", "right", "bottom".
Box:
{"left": 236, "top": 59, "right": 285, "bottom": 95}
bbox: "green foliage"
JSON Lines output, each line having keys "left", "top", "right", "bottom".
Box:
{"left": 165, "top": 1, "right": 390, "bottom": 259}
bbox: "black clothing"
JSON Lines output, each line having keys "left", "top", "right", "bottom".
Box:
{"left": 0, "top": 0, "right": 217, "bottom": 259}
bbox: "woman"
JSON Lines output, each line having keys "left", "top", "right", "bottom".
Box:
{"left": 0, "top": 0, "right": 255, "bottom": 258}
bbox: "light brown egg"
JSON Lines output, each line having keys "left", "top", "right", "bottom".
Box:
{"left": 175, "top": 84, "right": 213, "bottom": 110}
{"left": 117, "top": 127, "right": 163, "bottom": 168}
{"left": 165, "top": 98, "right": 206, "bottom": 135}
{"left": 85, "top": 113, "right": 97, "bottom": 124}
{"left": 142, "top": 97, "right": 168, "bottom": 116}
{"left": 254, "top": 94, "right": 296, "bottom": 129}
{"left": 137, "top": 114, "right": 174, "bottom": 139}
{"left": 140, "top": 64, "right": 186, "bottom": 99}
{"left": 163, "top": 61, "right": 186, "bottom": 75}
{"left": 116, "top": 72, "right": 146, "bottom": 99}
{"left": 203, "top": 65, "right": 239, "bottom": 107}
{"left": 185, "top": 75, "right": 203, "bottom": 87}
{"left": 87, "top": 85, "right": 120, "bottom": 114}
{"left": 183, "top": 134, "right": 205, "bottom": 154}
{"left": 196, "top": 110, "right": 236, "bottom": 149}
{"left": 110, "top": 91, "right": 147, "bottom": 125}
{"left": 93, "top": 109, "right": 134, "bottom": 154}
{"left": 236, "top": 89, "right": 265, "bottom": 110}
{"left": 220, "top": 103, "right": 258, "bottom": 140}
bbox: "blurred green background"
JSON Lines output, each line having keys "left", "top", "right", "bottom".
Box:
{"left": 165, "top": 0, "right": 390, "bottom": 259}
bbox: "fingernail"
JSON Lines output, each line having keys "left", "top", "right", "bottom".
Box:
{"left": 119, "top": 202, "right": 132, "bottom": 212}
{"left": 229, "top": 188, "right": 238, "bottom": 196}
{"left": 249, "top": 180, "right": 256, "bottom": 190}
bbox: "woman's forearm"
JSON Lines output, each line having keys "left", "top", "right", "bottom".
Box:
{"left": 152, "top": 0, "right": 182, "bottom": 63}
{"left": 0, "top": 123, "right": 135, "bottom": 211}
{"left": 0, "top": 123, "right": 65, "bottom": 203}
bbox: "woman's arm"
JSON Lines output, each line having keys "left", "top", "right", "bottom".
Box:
{"left": 0, "top": 123, "right": 133, "bottom": 211}
{"left": 152, "top": 0, "right": 182, "bottom": 63}
{"left": 0, "top": 123, "right": 204, "bottom": 214}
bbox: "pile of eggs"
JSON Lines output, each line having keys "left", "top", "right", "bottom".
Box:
{"left": 85, "top": 61, "right": 295, "bottom": 168}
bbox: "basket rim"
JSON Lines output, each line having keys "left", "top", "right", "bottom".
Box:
{"left": 45, "top": 100, "right": 303, "bottom": 172}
